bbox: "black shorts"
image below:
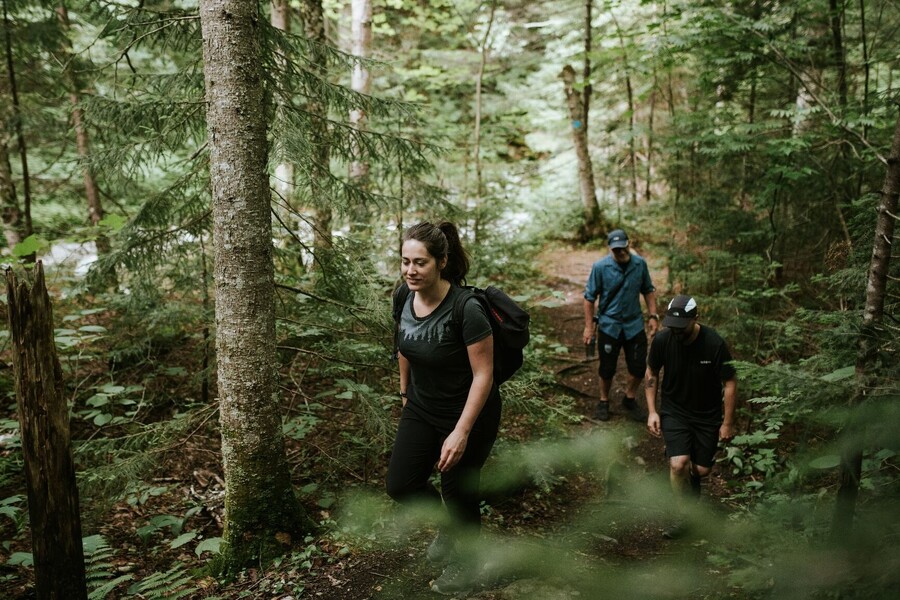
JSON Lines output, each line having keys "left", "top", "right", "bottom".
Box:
{"left": 660, "top": 411, "right": 721, "bottom": 468}
{"left": 597, "top": 329, "right": 647, "bottom": 380}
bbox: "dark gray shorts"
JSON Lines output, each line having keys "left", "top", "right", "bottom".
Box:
{"left": 661, "top": 411, "right": 721, "bottom": 468}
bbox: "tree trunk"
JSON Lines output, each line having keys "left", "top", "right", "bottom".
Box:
{"left": 827, "top": 0, "right": 852, "bottom": 246}
{"left": 582, "top": 0, "right": 592, "bottom": 131}
{"left": 560, "top": 64, "right": 603, "bottom": 240}
{"left": 299, "top": 0, "right": 333, "bottom": 252}
{"left": 611, "top": 13, "right": 638, "bottom": 205}
{"left": 829, "top": 0, "right": 848, "bottom": 110}
{"left": 6, "top": 263, "right": 87, "bottom": 600}
{"left": 271, "top": 0, "right": 296, "bottom": 208}
{"left": 57, "top": 3, "right": 111, "bottom": 259}
{"left": 471, "top": 1, "right": 495, "bottom": 244}
{"left": 645, "top": 70, "right": 656, "bottom": 203}
{"left": 857, "top": 0, "right": 870, "bottom": 198}
{"left": 859, "top": 0, "right": 869, "bottom": 141}
{"left": 831, "top": 108, "right": 900, "bottom": 542}
{"left": 198, "top": 0, "right": 305, "bottom": 570}
{"left": 2, "top": 0, "right": 32, "bottom": 242}
{"left": 349, "top": 0, "right": 371, "bottom": 188}
{"left": 0, "top": 135, "right": 22, "bottom": 249}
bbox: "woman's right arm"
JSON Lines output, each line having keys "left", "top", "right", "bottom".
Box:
{"left": 398, "top": 352, "right": 410, "bottom": 407}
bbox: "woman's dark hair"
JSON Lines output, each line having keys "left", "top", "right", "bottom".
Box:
{"left": 402, "top": 221, "right": 470, "bottom": 286}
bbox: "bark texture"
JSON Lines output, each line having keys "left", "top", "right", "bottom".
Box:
{"left": 199, "top": 0, "right": 304, "bottom": 569}
{"left": 560, "top": 64, "right": 603, "bottom": 240}
{"left": 7, "top": 263, "right": 87, "bottom": 600}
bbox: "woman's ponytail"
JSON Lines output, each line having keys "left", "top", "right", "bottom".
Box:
{"left": 436, "top": 221, "right": 469, "bottom": 286}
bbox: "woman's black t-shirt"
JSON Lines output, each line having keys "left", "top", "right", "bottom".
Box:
{"left": 398, "top": 285, "right": 499, "bottom": 433}
{"left": 647, "top": 325, "right": 736, "bottom": 423}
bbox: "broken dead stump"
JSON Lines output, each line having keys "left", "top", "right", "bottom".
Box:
{"left": 6, "top": 263, "right": 87, "bottom": 600}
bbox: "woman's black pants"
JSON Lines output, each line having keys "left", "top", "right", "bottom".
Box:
{"left": 385, "top": 405, "right": 499, "bottom": 530}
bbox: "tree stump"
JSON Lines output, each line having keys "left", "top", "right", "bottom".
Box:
{"left": 6, "top": 263, "right": 87, "bottom": 600}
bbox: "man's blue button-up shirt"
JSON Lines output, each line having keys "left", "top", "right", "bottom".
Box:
{"left": 584, "top": 253, "right": 655, "bottom": 340}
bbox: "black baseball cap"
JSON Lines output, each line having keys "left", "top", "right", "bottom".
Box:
{"left": 663, "top": 295, "right": 698, "bottom": 328}
{"left": 607, "top": 229, "right": 629, "bottom": 249}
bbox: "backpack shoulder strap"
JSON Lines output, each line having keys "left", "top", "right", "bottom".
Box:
{"left": 598, "top": 272, "right": 627, "bottom": 317}
{"left": 392, "top": 283, "right": 411, "bottom": 360}
{"left": 392, "top": 282, "right": 411, "bottom": 322}
{"left": 451, "top": 286, "right": 478, "bottom": 336}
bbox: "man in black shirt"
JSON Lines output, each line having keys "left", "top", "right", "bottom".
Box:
{"left": 644, "top": 295, "right": 737, "bottom": 537}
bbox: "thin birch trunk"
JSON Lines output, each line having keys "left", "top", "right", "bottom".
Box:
{"left": 472, "top": 2, "right": 495, "bottom": 244}
{"left": 611, "top": 13, "right": 638, "bottom": 205}
{"left": 645, "top": 71, "right": 656, "bottom": 203}
{"left": 349, "top": 0, "right": 371, "bottom": 186}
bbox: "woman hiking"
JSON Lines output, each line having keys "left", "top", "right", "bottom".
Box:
{"left": 385, "top": 220, "right": 500, "bottom": 595}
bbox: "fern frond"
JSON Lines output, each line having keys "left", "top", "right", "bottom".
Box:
{"left": 126, "top": 563, "right": 197, "bottom": 600}
{"left": 83, "top": 534, "right": 134, "bottom": 600}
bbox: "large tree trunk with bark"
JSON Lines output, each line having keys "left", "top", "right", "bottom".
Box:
{"left": 199, "top": 0, "right": 305, "bottom": 570}
{"left": 7, "top": 263, "right": 87, "bottom": 600}
{"left": 831, "top": 109, "right": 900, "bottom": 542}
{"left": 560, "top": 64, "right": 604, "bottom": 241}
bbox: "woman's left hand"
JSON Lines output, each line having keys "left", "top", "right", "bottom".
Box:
{"left": 438, "top": 429, "right": 469, "bottom": 472}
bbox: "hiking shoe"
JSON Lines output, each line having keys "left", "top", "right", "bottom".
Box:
{"left": 622, "top": 397, "right": 647, "bottom": 422}
{"left": 593, "top": 402, "right": 610, "bottom": 421}
{"left": 662, "top": 521, "right": 689, "bottom": 540}
{"left": 431, "top": 561, "right": 475, "bottom": 595}
{"left": 426, "top": 530, "right": 453, "bottom": 566}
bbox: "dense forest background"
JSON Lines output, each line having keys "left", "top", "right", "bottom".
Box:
{"left": 0, "top": 0, "right": 898, "bottom": 598}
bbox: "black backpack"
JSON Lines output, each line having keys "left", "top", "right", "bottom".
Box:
{"left": 392, "top": 283, "right": 530, "bottom": 385}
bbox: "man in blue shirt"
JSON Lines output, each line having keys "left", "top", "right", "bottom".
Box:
{"left": 583, "top": 229, "right": 658, "bottom": 421}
